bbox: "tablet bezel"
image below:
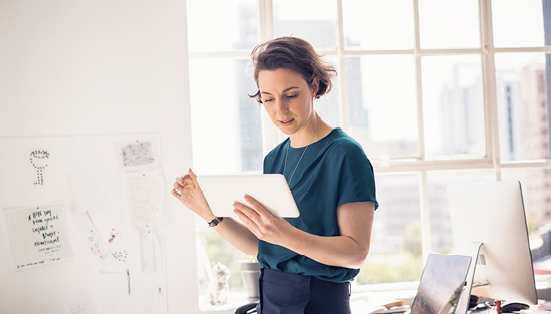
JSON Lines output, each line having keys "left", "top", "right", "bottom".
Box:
{"left": 196, "top": 174, "right": 300, "bottom": 218}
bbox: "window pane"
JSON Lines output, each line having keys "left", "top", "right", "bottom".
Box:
{"left": 273, "top": 0, "right": 338, "bottom": 50}
{"left": 187, "top": 0, "right": 258, "bottom": 51}
{"left": 342, "top": 0, "right": 414, "bottom": 50}
{"left": 196, "top": 219, "right": 248, "bottom": 298}
{"left": 358, "top": 174, "right": 423, "bottom": 284}
{"left": 492, "top": 0, "right": 545, "bottom": 48}
{"left": 495, "top": 53, "right": 550, "bottom": 161}
{"left": 418, "top": 0, "right": 480, "bottom": 49}
{"left": 427, "top": 171, "right": 495, "bottom": 254}
{"left": 316, "top": 56, "right": 340, "bottom": 128}
{"left": 189, "top": 58, "right": 262, "bottom": 174}
{"left": 422, "top": 55, "right": 485, "bottom": 157}
{"left": 347, "top": 55, "right": 418, "bottom": 158}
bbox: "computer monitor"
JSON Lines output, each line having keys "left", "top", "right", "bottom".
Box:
{"left": 447, "top": 181, "right": 537, "bottom": 311}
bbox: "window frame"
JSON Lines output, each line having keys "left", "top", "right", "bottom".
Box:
{"left": 188, "top": 0, "right": 551, "bottom": 289}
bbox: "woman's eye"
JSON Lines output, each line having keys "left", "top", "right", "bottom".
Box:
{"left": 264, "top": 98, "right": 274, "bottom": 103}
{"left": 286, "top": 94, "right": 298, "bottom": 99}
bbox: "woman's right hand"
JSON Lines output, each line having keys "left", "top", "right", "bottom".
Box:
{"left": 171, "top": 169, "right": 215, "bottom": 221}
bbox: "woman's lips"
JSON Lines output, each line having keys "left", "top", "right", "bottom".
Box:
{"left": 278, "top": 118, "right": 294, "bottom": 127}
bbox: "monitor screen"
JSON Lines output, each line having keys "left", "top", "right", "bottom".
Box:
{"left": 447, "top": 181, "right": 537, "bottom": 305}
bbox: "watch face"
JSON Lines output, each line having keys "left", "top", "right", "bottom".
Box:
{"left": 209, "top": 217, "right": 222, "bottom": 227}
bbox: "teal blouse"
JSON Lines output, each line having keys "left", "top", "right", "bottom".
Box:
{"left": 259, "top": 128, "right": 378, "bottom": 283}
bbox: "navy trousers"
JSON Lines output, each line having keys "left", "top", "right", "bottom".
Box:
{"left": 256, "top": 268, "right": 352, "bottom": 314}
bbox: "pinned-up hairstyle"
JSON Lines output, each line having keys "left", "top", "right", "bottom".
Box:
{"left": 249, "top": 36, "right": 337, "bottom": 104}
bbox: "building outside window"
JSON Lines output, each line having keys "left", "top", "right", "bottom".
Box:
{"left": 186, "top": 0, "right": 551, "bottom": 307}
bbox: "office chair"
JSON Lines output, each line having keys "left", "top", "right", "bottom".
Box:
{"left": 235, "top": 302, "right": 257, "bottom": 314}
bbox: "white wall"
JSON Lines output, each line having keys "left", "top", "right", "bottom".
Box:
{"left": 0, "top": 0, "right": 198, "bottom": 313}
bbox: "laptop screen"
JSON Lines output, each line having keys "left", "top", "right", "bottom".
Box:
{"left": 410, "top": 253, "right": 472, "bottom": 314}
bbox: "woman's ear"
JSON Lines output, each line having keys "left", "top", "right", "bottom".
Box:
{"left": 311, "top": 77, "right": 320, "bottom": 98}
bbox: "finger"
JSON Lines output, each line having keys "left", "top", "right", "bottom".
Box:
{"left": 233, "top": 201, "right": 261, "bottom": 222}
{"left": 244, "top": 195, "right": 271, "bottom": 216}
{"left": 173, "top": 181, "right": 183, "bottom": 190}
{"left": 233, "top": 207, "right": 260, "bottom": 235}
{"left": 188, "top": 168, "right": 203, "bottom": 191}
{"left": 233, "top": 207, "right": 249, "bottom": 222}
{"left": 171, "top": 188, "right": 181, "bottom": 197}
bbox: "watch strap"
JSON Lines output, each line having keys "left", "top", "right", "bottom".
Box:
{"left": 208, "top": 217, "right": 223, "bottom": 227}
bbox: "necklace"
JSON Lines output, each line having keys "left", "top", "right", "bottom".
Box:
{"left": 283, "top": 122, "right": 320, "bottom": 185}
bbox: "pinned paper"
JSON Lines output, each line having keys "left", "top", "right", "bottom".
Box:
{"left": 140, "top": 232, "right": 160, "bottom": 273}
{"left": 99, "top": 271, "right": 160, "bottom": 314}
{"left": 115, "top": 138, "right": 160, "bottom": 172}
{"left": 72, "top": 212, "right": 115, "bottom": 267}
{"left": 64, "top": 290, "right": 97, "bottom": 314}
{"left": 124, "top": 172, "right": 164, "bottom": 232}
{"left": 4, "top": 201, "right": 72, "bottom": 269}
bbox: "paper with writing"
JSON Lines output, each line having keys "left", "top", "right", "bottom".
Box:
{"left": 125, "top": 172, "right": 164, "bottom": 232}
{"left": 72, "top": 211, "right": 115, "bottom": 267}
{"left": 64, "top": 290, "right": 97, "bottom": 314}
{"left": 3, "top": 201, "right": 72, "bottom": 269}
{"left": 140, "top": 231, "right": 158, "bottom": 273}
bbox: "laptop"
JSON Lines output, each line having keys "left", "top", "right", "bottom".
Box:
{"left": 410, "top": 253, "right": 472, "bottom": 314}
{"left": 372, "top": 253, "right": 471, "bottom": 314}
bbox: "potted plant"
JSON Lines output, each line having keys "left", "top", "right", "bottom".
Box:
{"left": 238, "top": 255, "right": 261, "bottom": 301}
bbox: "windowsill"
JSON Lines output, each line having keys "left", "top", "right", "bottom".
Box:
{"left": 199, "top": 292, "right": 256, "bottom": 314}
{"left": 198, "top": 276, "right": 551, "bottom": 313}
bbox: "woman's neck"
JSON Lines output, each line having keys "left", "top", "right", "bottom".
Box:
{"left": 289, "top": 115, "right": 331, "bottom": 148}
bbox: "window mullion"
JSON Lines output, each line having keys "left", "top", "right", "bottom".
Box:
{"left": 258, "top": 0, "right": 273, "bottom": 41}
{"left": 479, "top": 0, "right": 502, "bottom": 181}
{"left": 413, "top": 0, "right": 433, "bottom": 266}
{"left": 258, "top": 0, "right": 280, "bottom": 156}
{"left": 420, "top": 171, "right": 432, "bottom": 262}
{"left": 336, "top": 0, "right": 349, "bottom": 132}
{"left": 413, "top": 0, "right": 426, "bottom": 162}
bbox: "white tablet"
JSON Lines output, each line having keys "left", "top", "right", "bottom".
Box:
{"left": 196, "top": 174, "right": 300, "bottom": 218}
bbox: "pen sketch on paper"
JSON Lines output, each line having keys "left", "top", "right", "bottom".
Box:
{"left": 106, "top": 228, "right": 122, "bottom": 247}
{"left": 29, "top": 150, "right": 49, "bottom": 185}
{"left": 73, "top": 212, "right": 115, "bottom": 267}
{"left": 64, "top": 290, "right": 98, "bottom": 314}
{"left": 116, "top": 138, "right": 160, "bottom": 172}
{"left": 4, "top": 201, "right": 72, "bottom": 269}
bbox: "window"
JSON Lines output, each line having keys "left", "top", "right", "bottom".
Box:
{"left": 186, "top": 0, "right": 551, "bottom": 305}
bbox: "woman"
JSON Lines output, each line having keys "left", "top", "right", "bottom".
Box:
{"left": 172, "top": 36, "right": 378, "bottom": 314}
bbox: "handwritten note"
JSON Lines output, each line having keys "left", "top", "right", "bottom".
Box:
{"left": 64, "top": 290, "right": 97, "bottom": 314}
{"left": 4, "top": 201, "right": 72, "bottom": 269}
{"left": 72, "top": 212, "right": 115, "bottom": 267}
{"left": 140, "top": 232, "right": 158, "bottom": 273}
{"left": 124, "top": 172, "right": 164, "bottom": 232}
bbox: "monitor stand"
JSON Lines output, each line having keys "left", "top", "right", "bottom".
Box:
{"left": 454, "top": 242, "right": 484, "bottom": 314}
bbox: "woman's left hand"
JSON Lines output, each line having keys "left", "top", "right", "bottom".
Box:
{"left": 233, "top": 195, "right": 290, "bottom": 245}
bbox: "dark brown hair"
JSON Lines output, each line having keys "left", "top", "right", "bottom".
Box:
{"left": 249, "top": 36, "right": 337, "bottom": 104}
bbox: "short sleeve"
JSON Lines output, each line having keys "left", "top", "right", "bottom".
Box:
{"left": 336, "top": 142, "right": 378, "bottom": 210}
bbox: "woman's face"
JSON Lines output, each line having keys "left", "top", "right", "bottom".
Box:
{"left": 257, "top": 68, "right": 318, "bottom": 138}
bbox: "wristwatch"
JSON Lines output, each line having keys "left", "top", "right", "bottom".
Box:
{"left": 208, "top": 217, "right": 224, "bottom": 227}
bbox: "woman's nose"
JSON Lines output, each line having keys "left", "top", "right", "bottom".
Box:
{"left": 275, "top": 99, "right": 289, "bottom": 114}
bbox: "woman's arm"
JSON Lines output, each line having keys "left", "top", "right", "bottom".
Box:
{"left": 234, "top": 196, "right": 375, "bottom": 269}
{"left": 171, "top": 169, "right": 259, "bottom": 256}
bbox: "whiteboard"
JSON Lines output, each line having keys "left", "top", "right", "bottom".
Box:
{"left": 0, "top": 134, "right": 167, "bottom": 314}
